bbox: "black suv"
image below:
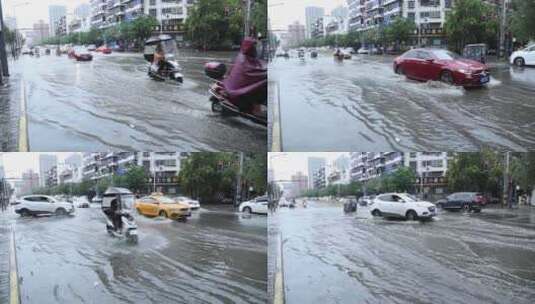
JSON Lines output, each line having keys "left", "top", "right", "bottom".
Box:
{"left": 435, "top": 192, "right": 484, "bottom": 213}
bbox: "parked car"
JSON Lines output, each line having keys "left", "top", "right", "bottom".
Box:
{"left": 135, "top": 193, "right": 191, "bottom": 221}
{"left": 96, "top": 45, "right": 112, "bottom": 54}
{"left": 87, "top": 44, "right": 97, "bottom": 51}
{"left": 434, "top": 192, "right": 483, "bottom": 212}
{"left": 394, "top": 48, "right": 490, "bottom": 88}
{"left": 370, "top": 193, "right": 436, "bottom": 221}
{"left": 75, "top": 196, "right": 90, "bottom": 208}
{"left": 173, "top": 196, "right": 200, "bottom": 210}
{"left": 91, "top": 195, "right": 103, "bottom": 204}
{"left": 510, "top": 43, "right": 535, "bottom": 67}
{"left": 239, "top": 195, "right": 268, "bottom": 215}
{"left": 13, "top": 195, "right": 75, "bottom": 217}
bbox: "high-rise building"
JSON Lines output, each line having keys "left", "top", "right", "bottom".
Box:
{"left": 32, "top": 20, "right": 50, "bottom": 45}
{"left": 49, "top": 5, "right": 67, "bottom": 36}
{"left": 403, "top": 152, "right": 451, "bottom": 196}
{"left": 287, "top": 21, "right": 306, "bottom": 47}
{"left": 305, "top": 6, "right": 325, "bottom": 39}
{"left": 21, "top": 170, "right": 39, "bottom": 195}
{"left": 39, "top": 154, "right": 57, "bottom": 188}
{"left": 308, "top": 157, "right": 326, "bottom": 189}
{"left": 350, "top": 152, "right": 404, "bottom": 182}
{"left": 290, "top": 172, "right": 308, "bottom": 196}
{"left": 313, "top": 166, "right": 326, "bottom": 189}
{"left": 45, "top": 166, "right": 58, "bottom": 188}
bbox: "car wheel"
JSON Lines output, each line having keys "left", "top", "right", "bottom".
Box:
{"left": 20, "top": 209, "right": 30, "bottom": 217}
{"left": 406, "top": 210, "right": 417, "bottom": 221}
{"left": 440, "top": 70, "right": 454, "bottom": 84}
{"left": 462, "top": 204, "right": 470, "bottom": 212}
{"left": 55, "top": 208, "right": 67, "bottom": 216}
{"left": 159, "top": 210, "right": 167, "bottom": 218}
{"left": 371, "top": 209, "right": 381, "bottom": 217}
{"left": 436, "top": 203, "right": 443, "bottom": 209}
{"left": 514, "top": 57, "right": 525, "bottom": 67}
{"left": 395, "top": 65, "right": 404, "bottom": 75}
{"left": 243, "top": 207, "right": 252, "bottom": 214}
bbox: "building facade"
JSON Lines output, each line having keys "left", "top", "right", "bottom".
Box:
{"left": 308, "top": 157, "right": 326, "bottom": 189}
{"left": 305, "top": 6, "right": 325, "bottom": 39}
{"left": 49, "top": 5, "right": 67, "bottom": 37}
{"left": 46, "top": 166, "right": 58, "bottom": 188}
{"left": 290, "top": 172, "right": 308, "bottom": 197}
{"left": 350, "top": 152, "right": 404, "bottom": 182}
{"left": 287, "top": 21, "right": 306, "bottom": 47}
{"left": 39, "top": 154, "right": 57, "bottom": 188}
{"left": 403, "top": 151, "right": 451, "bottom": 196}
{"left": 21, "top": 170, "right": 39, "bottom": 196}
{"left": 347, "top": 0, "right": 455, "bottom": 47}
{"left": 32, "top": 20, "right": 50, "bottom": 45}
{"left": 313, "top": 166, "right": 326, "bottom": 189}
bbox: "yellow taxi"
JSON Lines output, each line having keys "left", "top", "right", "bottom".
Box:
{"left": 135, "top": 193, "right": 191, "bottom": 221}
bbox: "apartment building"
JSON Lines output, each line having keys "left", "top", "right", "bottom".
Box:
{"left": 350, "top": 152, "right": 404, "bottom": 182}
{"left": 305, "top": 6, "right": 325, "bottom": 39}
{"left": 403, "top": 152, "right": 451, "bottom": 196}
{"left": 45, "top": 166, "right": 58, "bottom": 188}
{"left": 308, "top": 157, "right": 326, "bottom": 189}
{"left": 347, "top": 0, "right": 453, "bottom": 46}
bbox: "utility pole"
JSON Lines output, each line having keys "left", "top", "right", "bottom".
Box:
{"left": 503, "top": 151, "right": 510, "bottom": 207}
{"left": 499, "top": 0, "right": 508, "bottom": 59}
{"left": 235, "top": 152, "right": 244, "bottom": 207}
{"left": 0, "top": 1, "right": 9, "bottom": 77}
{"left": 244, "top": 0, "right": 252, "bottom": 38}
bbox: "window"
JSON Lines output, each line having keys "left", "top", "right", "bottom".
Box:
{"left": 149, "top": 0, "right": 156, "bottom": 5}
{"left": 407, "top": 12, "right": 416, "bottom": 21}
{"left": 420, "top": 11, "right": 441, "bottom": 19}
{"left": 408, "top": 1, "right": 415, "bottom": 9}
{"left": 149, "top": 8, "right": 157, "bottom": 17}
{"left": 155, "top": 159, "right": 176, "bottom": 167}
{"left": 417, "top": 51, "right": 432, "bottom": 60}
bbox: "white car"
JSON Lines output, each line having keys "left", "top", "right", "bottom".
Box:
{"left": 510, "top": 44, "right": 535, "bottom": 67}
{"left": 357, "top": 47, "right": 369, "bottom": 54}
{"left": 239, "top": 196, "right": 268, "bottom": 215}
{"left": 370, "top": 193, "right": 436, "bottom": 221}
{"left": 174, "top": 196, "right": 200, "bottom": 210}
{"left": 13, "top": 195, "right": 75, "bottom": 217}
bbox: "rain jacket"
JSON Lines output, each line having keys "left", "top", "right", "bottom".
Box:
{"left": 223, "top": 38, "right": 267, "bottom": 109}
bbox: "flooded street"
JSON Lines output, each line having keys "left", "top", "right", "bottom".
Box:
{"left": 270, "top": 201, "right": 535, "bottom": 304}
{"left": 2, "top": 204, "right": 266, "bottom": 304}
{"left": 270, "top": 54, "right": 535, "bottom": 151}
{"left": 13, "top": 51, "right": 265, "bottom": 151}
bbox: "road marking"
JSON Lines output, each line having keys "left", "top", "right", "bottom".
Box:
{"left": 9, "top": 224, "right": 20, "bottom": 304}
{"left": 273, "top": 233, "right": 285, "bottom": 304}
{"left": 18, "top": 79, "right": 29, "bottom": 152}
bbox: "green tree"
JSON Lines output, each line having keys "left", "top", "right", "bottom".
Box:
{"left": 123, "top": 166, "right": 148, "bottom": 194}
{"left": 384, "top": 17, "right": 416, "bottom": 48}
{"left": 510, "top": 0, "right": 535, "bottom": 42}
{"left": 511, "top": 152, "right": 535, "bottom": 193}
{"left": 447, "top": 150, "right": 503, "bottom": 195}
{"left": 131, "top": 15, "right": 159, "bottom": 48}
{"left": 243, "top": 153, "right": 267, "bottom": 197}
{"left": 444, "top": 0, "right": 499, "bottom": 52}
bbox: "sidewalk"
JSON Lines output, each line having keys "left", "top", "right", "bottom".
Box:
{"left": 0, "top": 212, "right": 12, "bottom": 303}
{"left": 0, "top": 69, "right": 25, "bottom": 152}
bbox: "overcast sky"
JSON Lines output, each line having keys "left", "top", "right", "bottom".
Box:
{"left": 269, "top": 0, "right": 346, "bottom": 31}
{"left": 0, "top": 152, "right": 79, "bottom": 178}
{"left": 269, "top": 152, "right": 349, "bottom": 181}
{"left": 3, "top": 0, "right": 90, "bottom": 29}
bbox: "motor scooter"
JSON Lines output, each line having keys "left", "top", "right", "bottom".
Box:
{"left": 102, "top": 187, "right": 138, "bottom": 244}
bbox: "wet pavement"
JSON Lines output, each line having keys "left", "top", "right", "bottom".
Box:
{"left": 0, "top": 64, "right": 22, "bottom": 151}
{"left": 4, "top": 204, "right": 266, "bottom": 304}
{"left": 0, "top": 216, "right": 10, "bottom": 303}
{"left": 269, "top": 200, "right": 535, "bottom": 304}
{"left": 11, "top": 51, "right": 265, "bottom": 151}
{"left": 270, "top": 54, "right": 535, "bottom": 151}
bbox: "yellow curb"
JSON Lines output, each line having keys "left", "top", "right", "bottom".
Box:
{"left": 271, "top": 82, "right": 282, "bottom": 152}
{"left": 9, "top": 224, "right": 20, "bottom": 304}
{"left": 273, "top": 233, "right": 285, "bottom": 304}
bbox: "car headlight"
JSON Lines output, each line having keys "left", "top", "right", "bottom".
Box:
{"left": 458, "top": 69, "right": 471, "bottom": 74}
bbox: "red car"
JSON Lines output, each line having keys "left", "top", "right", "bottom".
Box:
{"left": 394, "top": 48, "right": 490, "bottom": 88}
{"left": 96, "top": 46, "right": 112, "bottom": 54}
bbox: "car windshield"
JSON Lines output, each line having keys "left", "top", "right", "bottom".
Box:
{"left": 400, "top": 194, "right": 418, "bottom": 202}
{"left": 433, "top": 50, "right": 460, "bottom": 60}
{"left": 157, "top": 196, "right": 176, "bottom": 204}
{"left": 162, "top": 40, "right": 178, "bottom": 56}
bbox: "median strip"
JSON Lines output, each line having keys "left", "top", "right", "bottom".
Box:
{"left": 9, "top": 224, "right": 20, "bottom": 304}
{"left": 18, "top": 79, "right": 29, "bottom": 152}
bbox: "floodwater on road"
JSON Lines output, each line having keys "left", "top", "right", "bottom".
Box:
{"left": 270, "top": 200, "right": 535, "bottom": 304}
{"left": 13, "top": 51, "right": 265, "bottom": 151}
{"left": 6, "top": 204, "right": 266, "bottom": 304}
{"left": 270, "top": 54, "right": 535, "bottom": 151}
